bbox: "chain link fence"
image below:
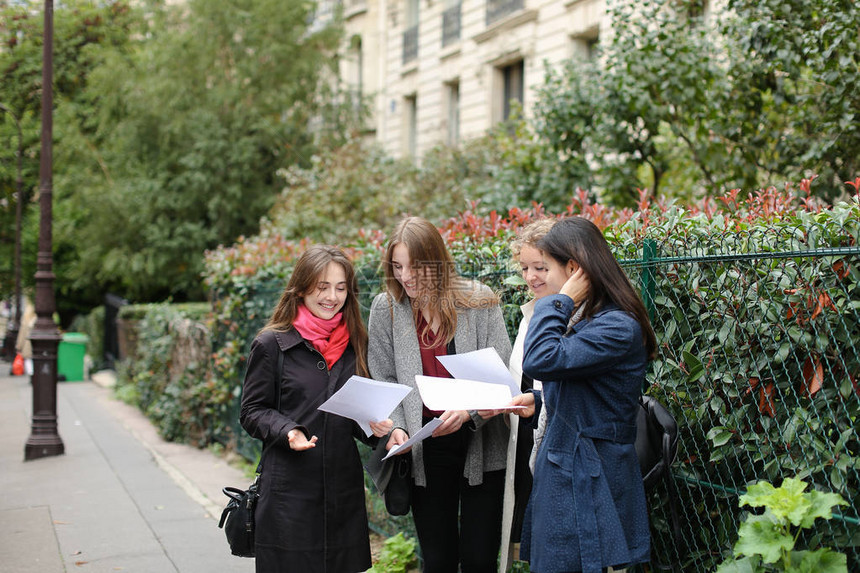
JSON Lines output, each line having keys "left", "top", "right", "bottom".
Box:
{"left": 617, "top": 223, "right": 860, "bottom": 571}
{"left": 216, "top": 218, "right": 859, "bottom": 569}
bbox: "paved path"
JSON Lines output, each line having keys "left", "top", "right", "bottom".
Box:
{"left": 0, "top": 364, "right": 256, "bottom": 573}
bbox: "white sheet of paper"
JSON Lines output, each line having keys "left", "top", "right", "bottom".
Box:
{"left": 415, "top": 375, "right": 514, "bottom": 411}
{"left": 318, "top": 376, "right": 411, "bottom": 437}
{"left": 437, "top": 347, "right": 521, "bottom": 395}
{"left": 382, "top": 418, "right": 444, "bottom": 461}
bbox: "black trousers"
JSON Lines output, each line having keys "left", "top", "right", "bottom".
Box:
{"left": 411, "top": 425, "right": 505, "bottom": 573}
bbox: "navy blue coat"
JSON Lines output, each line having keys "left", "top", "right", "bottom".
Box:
{"left": 522, "top": 295, "right": 650, "bottom": 573}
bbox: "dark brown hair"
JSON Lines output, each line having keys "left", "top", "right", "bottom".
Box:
{"left": 263, "top": 244, "right": 369, "bottom": 376}
{"left": 537, "top": 217, "right": 657, "bottom": 360}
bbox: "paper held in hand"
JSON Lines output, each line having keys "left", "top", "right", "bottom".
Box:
{"left": 318, "top": 376, "right": 411, "bottom": 436}
{"left": 382, "top": 417, "right": 443, "bottom": 461}
{"left": 436, "top": 347, "right": 521, "bottom": 395}
{"left": 415, "top": 375, "right": 518, "bottom": 412}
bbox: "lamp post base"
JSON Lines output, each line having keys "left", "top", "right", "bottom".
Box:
{"left": 24, "top": 417, "right": 65, "bottom": 460}
{"left": 26, "top": 325, "right": 64, "bottom": 461}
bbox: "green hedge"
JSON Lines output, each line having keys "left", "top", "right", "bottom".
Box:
{"left": 68, "top": 305, "right": 105, "bottom": 370}
{"left": 116, "top": 179, "right": 860, "bottom": 571}
{"left": 115, "top": 302, "right": 215, "bottom": 445}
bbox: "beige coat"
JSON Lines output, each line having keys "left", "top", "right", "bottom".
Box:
{"left": 15, "top": 302, "right": 36, "bottom": 359}
{"left": 499, "top": 299, "right": 541, "bottom": 573}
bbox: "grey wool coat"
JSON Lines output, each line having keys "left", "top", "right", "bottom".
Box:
{"left": 367, "top": 286, "right": 513, "bottom": 487}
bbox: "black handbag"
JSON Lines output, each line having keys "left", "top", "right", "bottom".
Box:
{"left": 635, "top": 394, "right": 682, "bottom": 569}
{"left": 365, "top": 440, "right": 413, "bottom": 516}
{"left": 219, "top": 349, "right": 284, "bottom": 557}
{"left": 635, "top": 395, "right": 678, "bottom": 491}
{"left": 384, "top": 453, "right": 413, "bottom": 516}
{"left": 219, "top": 478, "right": 259, "bottom": 557}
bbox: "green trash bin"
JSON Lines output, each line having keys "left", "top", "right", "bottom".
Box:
{"left": 58, "top": 332, "right": 89, "bottom": 382}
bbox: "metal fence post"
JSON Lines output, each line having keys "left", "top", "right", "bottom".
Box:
{"left": 641, "top": 238, "right": 657, "bottom": 323}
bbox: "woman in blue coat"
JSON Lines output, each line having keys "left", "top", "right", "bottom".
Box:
{"left": 509, "top": 217, "right": 657, "bottom": 573}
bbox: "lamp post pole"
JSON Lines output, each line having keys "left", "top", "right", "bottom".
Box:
{"left": 0, "top": 103, "right": 24, "bottom": 368}
{"left": 25, "top": 0, "right": 63, "bottom": 460}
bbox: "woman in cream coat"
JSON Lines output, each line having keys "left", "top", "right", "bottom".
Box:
{"left": 497, "top": 218, "right": 556, "bottom": 573}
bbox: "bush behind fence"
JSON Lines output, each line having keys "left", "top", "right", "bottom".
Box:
{"left": 116, "top": 194, "right": 860, "bottom": 570}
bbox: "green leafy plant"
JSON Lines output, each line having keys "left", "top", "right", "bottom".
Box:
{"left": 716, "top": 477, "right": 849, "bottom": 572}
{"left": 509, "top": 560, "right": 531, "bottom": 572}
{"left": 368, "top": 533, "right": 418, "bottom": 573}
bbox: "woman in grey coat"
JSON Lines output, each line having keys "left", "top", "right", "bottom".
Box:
{"left": 368, "top": 216, "right": 512, "bottom": 573}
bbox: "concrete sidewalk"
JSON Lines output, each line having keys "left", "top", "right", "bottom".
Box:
{"left": 0, "top": 362, "right": 256, "bottom": 573}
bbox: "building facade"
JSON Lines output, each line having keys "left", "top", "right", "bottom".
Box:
{"left": 340, "top": 0, "right": 608, "bottom": 159}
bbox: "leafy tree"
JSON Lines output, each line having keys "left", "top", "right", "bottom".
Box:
{"left": 270, "top": 120, "right": 557, "bottom": 243}
{"left": 0, "top": 0, "right": 137, "bottom": 312}
{"left": 532, "top": 0, "right": 859, "bottom": 205}
{"left": 534, "top": 0, "right": 735, "bottom": 205}
{"left": 721, "top": 0, "right": 859, "bottom": 197}
{"left": 54, "top": 0, "right": 350, "bottom": 306}
{"left": 272, "top": 134, "right": 415, "bottom": 244}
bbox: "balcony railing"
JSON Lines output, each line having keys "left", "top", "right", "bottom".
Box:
{"left": 442, "top": 3, "right": 462, "bottom": 47}
{"left": 486, "top": 0, "right": 523, "bottom": 26}
{"left": 402, "top": 24, "right": 419, "bottom": 65}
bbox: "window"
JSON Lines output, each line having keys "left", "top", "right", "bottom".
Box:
{"left": 571, "top": 31, "right": 599, "bottom": 61}
{"left": 346, "top": 36, "right": 363, "bottom": 111}
{"left": 404, "top": 94, "right": 417, "bottom": 157}
{"left": 405, "top": 0, "right": 420, "bottom": 28}
{"left": 446, "top": 82, "right": 460, "bottom": 145}
{"left": 687, "top": 0, "right": 711, "bottom": 22}
{"left": 442, "top": 1, "right": 462, "bottom": 47}
{"left": 500, "top": 60, "right": 524, "bottom": 122}
{"left": 403, "top": 0, "right": 420, "bottom": 64}
{"left": 309, "top": 0, "right": 337, "bottom": 32}
{"left": 486, "top": 0, "right": 524, "bottom": 26}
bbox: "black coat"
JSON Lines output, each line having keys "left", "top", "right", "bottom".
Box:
{"left": 240, "top": 328, "right": 373, "bottom": 573}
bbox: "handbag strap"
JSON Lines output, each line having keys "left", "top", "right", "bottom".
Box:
{"left": 255, "top": 349, "right": 284, "bottom": 474}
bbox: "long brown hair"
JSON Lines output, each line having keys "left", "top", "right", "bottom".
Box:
{"left": 382, "top": 216, "right": 498, "bottom": 346}
{"left": 262, "top": 244, "right": 369, "bottom": 376}
{"left": 537, "top": 217, "right": 657, "bottom": 360}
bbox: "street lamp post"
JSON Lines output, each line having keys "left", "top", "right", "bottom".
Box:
{"left": 25, "top": 0, "right": 63, "bottom": 460}
{"left": 0, "top": 103, "right": 24, "bottom": 368}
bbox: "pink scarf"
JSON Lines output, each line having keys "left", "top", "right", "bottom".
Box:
{"left": 293, "top": 304, "right": 350, "bottom": 368}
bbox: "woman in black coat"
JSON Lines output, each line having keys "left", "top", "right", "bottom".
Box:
{"left": 240, "top": 245, "right": 392, "bottom": 573}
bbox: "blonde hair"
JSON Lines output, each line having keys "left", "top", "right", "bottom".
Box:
{"left": 382, "top": 216, "right": 498, "bottom": 346}
{"left": 509, "top": 218, "right": 556, "bottom": 265}
{"left": 263, "top": 245, "right": 369, "bottom": 376}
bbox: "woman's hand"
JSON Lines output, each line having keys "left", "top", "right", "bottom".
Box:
{"left": 560, "top": 267, "right": 590, "bottom": 305}
{"left": 432, "top": 410, "right": 470, "bottom": 437}
{"left": 386, "top": 428, "right": 410, "bottom": 453}
{"left": 370, "top": 419, "right": 394, "bottom": 438}
{"left": 477, "top": 408, "right": 502, "bottom": 420}
{"left": 509, "top": 392, "right": 536, "bottom": 418}
{"left": 288, "top": 428, "right": 318, "bottom": 451}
